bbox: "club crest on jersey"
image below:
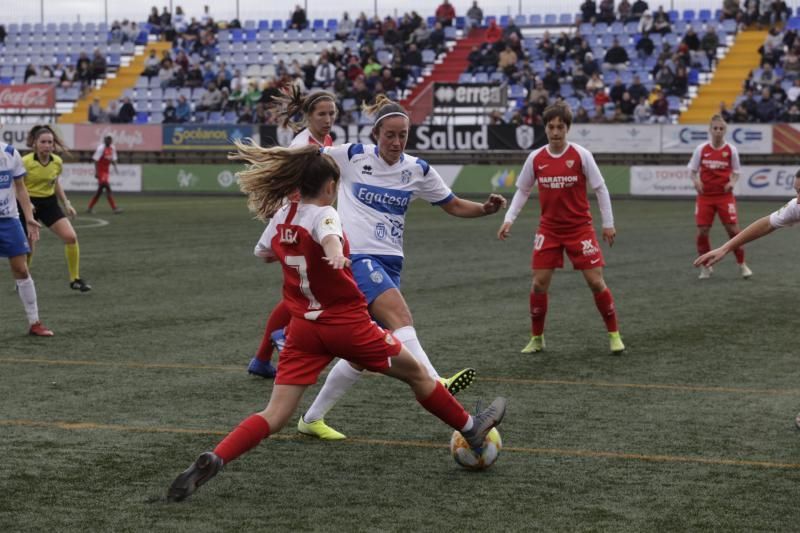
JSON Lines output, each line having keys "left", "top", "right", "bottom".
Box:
{"left": 384, "top": 333, "right": 395, "bottom": 345}
{"left": 566, "top": 160, "right": 575, "bottom": 168}
{"left": 375, "top": 222, "right": 387, "bottom": 240}
{"left": 370, "top": 270, "right": 384, "bottom": 284}
{"left": 722, "top": 151, "right": 728, "bottom": 157}
{"left": 279, "top": 227, "right": 299, "bottom": 244}
{"left": 400, "top": 169, "right": 412, "bottom": 184}
{"left": 362, "top": 165, "right": 373, "bottom": 175}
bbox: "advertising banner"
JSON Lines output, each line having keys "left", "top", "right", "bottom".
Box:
{"left": 631, "top": 165, "right": 799, "bottom": 197}
{"left": 0, "top": 84, "right": 55, "bottom": 109}
{"left": 772, "top": 124, "right": 800, "bottom": 153}
{"left": 454, "top": 164, "right": 630, "bottom": 195}
{"left": 661, "top": 124, "right": 772, "bottom": 154}
{"left": 162, "top": 125, "right": 255, "bottom": 150}
{"left": 0, "top": 123, "right": 74, "bottom": 148}
{"left": 73, "top": 124, "right": 162, "bottom": 151}
{"left": 60, "top": 163, "right": 142, "bottom": 192}
{"left": 142, "top": 164, "right": 243, "bottom": 192}
{"left": 432, "top": 83, "right": 508, "bottom": 107}
{"left": 567, "top": 124, "right": 662, "bottom": 153}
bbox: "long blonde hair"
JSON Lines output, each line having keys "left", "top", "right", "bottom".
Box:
{"left": 231, "top": 140, "right": 340, "bottom": 220}
{"left": 271, "top": 85, "right": 337, "bottom": 133}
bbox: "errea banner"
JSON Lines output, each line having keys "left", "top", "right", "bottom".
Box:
{"left": 631, "top": 165, "right": 798, "bottom": 197}
{"left": 432, "top": 83, "right": 508, "bottom": 107}
{"left": 163, "top": 125, "right": 254, "bottom": 150}
{"left": 661, "top": 125, "right": 772, "bottom": 154}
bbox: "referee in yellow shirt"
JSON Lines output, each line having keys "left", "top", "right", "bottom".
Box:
{"left": 20, "top": 125, "right": 91, "bottom": 292}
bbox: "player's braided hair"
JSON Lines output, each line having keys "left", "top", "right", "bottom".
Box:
{"left": 26, "top": 125, "right": 70, "bottom": 155}
{"left": 231, "top": 140, "right": 340, "bottom": 221}
{"left": 271, "top": 84, "right": 337, "bottom": 133}
{"left": 363, "top": 95, "right": 409, "bottom": 142}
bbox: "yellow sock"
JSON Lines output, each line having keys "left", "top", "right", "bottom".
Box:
{"left": 26, "top": 253, "right": 33, "bottom": 268}
{"left": 65, "top": 242, "right": 80, "bottom": 281}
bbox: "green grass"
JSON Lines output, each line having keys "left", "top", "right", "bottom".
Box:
{"left": 1, "top": 195, "right": 799, "bottom": 532}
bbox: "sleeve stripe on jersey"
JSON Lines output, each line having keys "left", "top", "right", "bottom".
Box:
{"left": 415, "top": 159, "right": 430, "bottom": 176}
{"left": 347, "top": 143, "right": 364, "bottom": 160}
{"left": 431, "top": 192, "right": 455, "bottom": 206}
{"left": 13, "top": 172, "right": 27, "bottom": 179}
{"left": 4, "top": 145, "right": 15, "bottom": 156}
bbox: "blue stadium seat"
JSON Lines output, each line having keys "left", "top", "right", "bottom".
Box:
{"left": 422, "top": 49, "right": 436, "bottom": 63}
{"left": 579, "top": 22, "right": 593, "bottom": 34}
{"left": 135, "top": 111, "right": 149, "bottom": 124}
{"left": 427, "top": 16, "right": 436, "bottom": 27}
{"left": 544, "top": 14, "right": 557, "bottom": 25}
{"left": 455, "top": 16, "right": 466, "bottom": 29}
{"left": 530, "top": 14, "right": 542, "bottom": 26}
{"left": 271, "top": 19, "right": 283, "bottom": 31}
{"left": 444, "top": 26, "right": 457, "bottom": 39}
{"left": 559, "top": 14, "right": 573, "bottom": 25}
{"left": 485, "top": 15, "right": 497, "bottom": 26}
{"left": 458, "top": 72, "right": 473, "bottom": 83}
{"left": 490, "top": 71, "right": 506, "bottom": 82}
{"left": 474, "top": 72, "right": 489, "bottom": 83}
{"left": 683, "top": 10, "right": 696, "bottom": 22}
{"left": 667, "top": 10, "right": 679, "bottom": 22}
{"left": 788, "top": 17, "right": 800, "bottom": 30}
{"left": 326, "top": 19, "right": 338, "bottom": 31}
{"left": 500, "top": 15, "right": 510, "bottom": 27}
{"left": 230, "top": 29, "right": 243, "bottom": 42}
{"left": 258, "top": 20, "right": 270, "bottom": 30}
{"left": 698, "top": 9, "right": 712, "bottom": 22}
{"left": 244, "top": 20, "right": 256, "bottom": 30}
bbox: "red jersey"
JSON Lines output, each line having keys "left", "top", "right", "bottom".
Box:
{"left": 255, "top": 202, "right": 368, "bottom": 325}
{"left": 289, "top": 128, "right": 334, "bottom": 148}
{"left": 516, "top": 143, "right": 607, "bottom": 233}
{"left": 687, "top": 142, "right": 740, "bottom": 197}
{"left": 92, "top": 143, "right": 117, "bottom": 180}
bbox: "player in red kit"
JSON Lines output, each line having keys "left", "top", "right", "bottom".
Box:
{"left": 166, "top": 142, "right": 506, "bottom": 502}
{"left": 247, "top": 88, "right": 338, "bottom": 379}
{"left": 88, "top": 135, "right": 122, "bottom": 214}
{"left": 497, "top": 102, "right": 624, "bottom": 355}
{"left": 689, "top": 115, "right": 752, "bottom": 280}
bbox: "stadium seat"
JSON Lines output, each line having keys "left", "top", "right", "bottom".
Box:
{"left": 500, "top": 15, "right": 510, "bottom": 27}
{"left": 427, "top": 16, "right": 436, "bottom": 27}
{"left": 135, "top": 111, "right": 149, "bottom": 124}
{"left": 271, "top": 19, "right": 283, "bottom": 32}
{"left": 559, "top": 14, "right": 573, "bottom": 25}
{"left": 326, "top": 19, "right": 338, "bottom": 31}
{"left": 698, "top": 9, "right": 712, "bottom": 22}
{"left": 422, "top": 49, "right": 436, "bottom": 63}
{"left": 514, "top": 14, "right": 527, "bottom": 27}
{"left": 544, "top": 14, "right": 557, "bottom": 25}
{"left": 530, "top": 14, "right": 542, "bottom": 26}
{"left": 458, "top": 72, "right": 473, "bottom": 83}
{"left": 683, "top": 10, "right": 696, "bottom": 22}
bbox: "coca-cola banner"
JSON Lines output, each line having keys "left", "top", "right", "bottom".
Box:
{"left": 73, "top": 124, "right": 162, "bottom": 151}
{"left": 0, "top": 84, "right": 56, "bottom": 109}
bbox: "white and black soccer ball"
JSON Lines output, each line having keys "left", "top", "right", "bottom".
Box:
{"left": 450, "top": 428, "right": 502, "bottom": 470}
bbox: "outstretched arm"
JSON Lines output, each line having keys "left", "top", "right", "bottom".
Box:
{"left": 321, "top": 234, "right": 351, "bottom": 269}
{"left": 694, "top": 216, "right": 774, "bottom": 267}
{"left": 439, "top": 194, "right": 507, "bottom": 218}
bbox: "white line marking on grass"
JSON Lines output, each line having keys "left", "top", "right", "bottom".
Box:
{"left": 72, "top": 217, "right": 109, "bottom": 229}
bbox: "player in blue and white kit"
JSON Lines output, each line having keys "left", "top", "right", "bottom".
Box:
{"left": 0, "top": 142, "right": 53, "bottom": 336}
{"left": 297, "top": 95, "right": 507, "bottom": 439}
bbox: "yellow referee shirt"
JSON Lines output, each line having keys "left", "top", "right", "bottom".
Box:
{"left": 22, "top": 153, "right": 63, "bottom": 198}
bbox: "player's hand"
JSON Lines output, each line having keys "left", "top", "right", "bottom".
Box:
{"left": 694, "top": 248, "right": 727, "bottom": 267}
{"left": 497, "top": 221, "right": 513, "bottom": 240}
{"left": 324, "top": 255, "right": 351, "bottom": 269}
{"left": 694, "top": 181, "right": 703, "bottom": 194}
{"left": 65, "top": 203, "right": 77, "bottom": 219}
{"left": 723, "top": 182, "right": 734, "bottom": 193}
{"left": 602, "top": 227, "right": 616, "bottom": 247}
{"left": 482, "top": 194, "right": 507, "bottom": 215}
{"left": 26, "top": 219, "right": 41, "bottom": 243}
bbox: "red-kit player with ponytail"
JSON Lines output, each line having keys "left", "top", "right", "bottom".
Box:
{"left": 88, "top": 135, "right": 122, "bottom": 214}
{"left": 166, "top": 142, "right": 506, "bottom": 502}
{"left": 497, "top": 102, "right": 624, "bottom": 355}
{"left": 689, "top": 114, "right": 752, "bottom": 280}
{"left": 247, "top": 87, "right": 337, "bottom": 379}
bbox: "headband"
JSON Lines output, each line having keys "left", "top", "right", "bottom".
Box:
{"left": 305, "top": 93, "right": 335, "bottom": 109}
{"left": 374, "top": 111, "right": 409, "bottom": 125}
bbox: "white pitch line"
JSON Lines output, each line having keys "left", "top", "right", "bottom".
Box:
{"left": 72, "top": 216, "right": 110, "bottom": 229}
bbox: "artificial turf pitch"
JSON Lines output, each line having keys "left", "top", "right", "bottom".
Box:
{"left": 1, "top": 195, "right": 798, "bottom": 531}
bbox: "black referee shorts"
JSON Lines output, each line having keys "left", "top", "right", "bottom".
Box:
{"left": 18, "top": 195, "right": 66, "bottom": 236}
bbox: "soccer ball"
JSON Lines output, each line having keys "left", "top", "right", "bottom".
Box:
{"left": 450, "top": 428, "right": 502, "bottom": 470}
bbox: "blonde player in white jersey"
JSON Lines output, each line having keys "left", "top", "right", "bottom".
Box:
{"left": 296, "top": 95, "right": 507, "bottom": 440}
{"left": 0, "top": 142, "right": 53, "bottom": 336}
{"left": 695, "top": 170, "right": 800, "bottom": 427}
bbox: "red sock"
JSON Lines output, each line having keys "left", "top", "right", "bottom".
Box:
{"left": 107, "top": 191, "right": 117, "bottom": 210}
{"left": 733, "top": 245, "right": 745, "bottom": 264}
{"left": 530, "top": 292, "right": 547, "bottom": 336}
{"left": 696, "top": 234, "right": 711, "bottom": 256}
{"left": 593, "top": 288, "right": 619, "bottom": 333}
{"left": 255, "top": 300, "right": 291, "bottom": 362}
{"left": 417, "top": 381, "right": 469, "bottom": 430}
{"left": 213, "top": 414, "right": 271, "bottom": 464}
{"left": 88, "top": 193, "right": 100, "bottom": 209}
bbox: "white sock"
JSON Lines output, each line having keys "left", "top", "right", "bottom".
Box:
{"left": 461, "top": 416, "right": 474, "bottom": 432}
{"left": 303, "top": 359, "right": 363, "bottom": 423}
{"left": 393, "top": 326, "right": 439, "bottom": 380}
{"left": 16, "top": 276, "right": 39, "bottom": 325}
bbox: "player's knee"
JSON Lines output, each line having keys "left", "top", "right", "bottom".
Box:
{"left": 697, "top": 226, "right": 710, "bottom": 236}
{"left": 532, "top": 279, "right": 549, "bottom": 293}
{"left": 64, "top": 234, "right": 78, "bottom": 245}
{"left": 10, "top": 263, "right": 29, "bottom": 279}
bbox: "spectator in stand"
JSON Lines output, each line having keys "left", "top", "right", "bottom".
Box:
{"left": 787, "top": 78, "right": 800, "bottom": 102}
{"left": 722, "top": 0, "right": 742, "bottom": 21}
{"left": 780, "top": 103, "right": 800, "bottom": 121}
{"left": 116, "top": 97, "right": 136, "bottom": 123}
{"left": 755, "top": 87, "right": 779, "bottom": 122}
{"left": 435, "top": 0, "right": 456, "bottom": 27}
{"left": 291, "top": 5, "right": 308, "bottom": 30}
{"left": 61, "top": 65, "right": 78, "bottom": 88}
{"left": 467, "top": 45, "right": 482, "bottom": 72}
{"left": 92, "top": 49, "right": 107, "bottom": 81}
{"left": 574, "top": 106, "right": 591, "bottom": 123}
{"left": 196, "top": 81, "right": 223, "bottom": 112}
{"left": 175, "top": 94, "right": 191, "bottom": 122}
{"left": 143, "top": 49, "right": 160, "bottom": 79}
{"left": 0, "top": 24, "right": 6, "bottom": 44}
{"left": 591, "top": 104, "right": 608, "bottom": 123}
{"left": 609, "top": 78, "right": 626, "bottom": 104}
{"left": 571, "top": 66, "right": 589, "bottom": 96}
{"left": 631, "top": 0, "right": 649, "bottom": 20}
{"left": 580, "top": 0, "right": 597, "bottom": 23}
{"left": 598, "top": 0, "right": 615, "bottom": 23}
{"left": 163, "top": 99, "right": 178, "bottom": 123}
{"left": 24, "top": 64, "right": 36, "bottom": 83}
{"left": 594, "top": 86, "right": 610, "bottom": 108}
{"left": 701, "top": 28, "right": 720, "bottom": 66}
{"left": 718, "top": 101, "right": 733, "bottom": 121}
{"left": 409, "top": 20, "right": 431, "bottom": 48}
{"left": 467, "top": 1, "right": 483, "bottom": 27}
{"left": 583, "top": 51, "right": 599, "bottom": 76}
{"left": 633, "top": 96, "right": 651, "bottom": 122}
{"left": 638, "top": 10, "right": 654, "bottom": 33}
{"left": 542, "top": 68, "right": 561, "bottom": 95}
{"left": 314, "top": 56, "right": 336, "bottom": 89}
{"left": 636, "top": 32, "right": 655, "bottom": 59}
{"left": 522, "top": 104, "right": 542, "bottom": 125}
{"left": 528, "top": 79, "right": 549, "bottom": 104}
{"left": 488, "top": 110, "right": 505, "bottom": 125}
{"left": 379, "top": 68, "right": 398, "bottom": 94}
{"left": 173, "top": 6, "right": 187, "bottom": 33}
{"left": 653, "top": 7, "right": 671, "bottom": 35}
{"left": 336, "top": 12, "right": 355, "bottom": 40}
{"left": 485, "top": 19, "right": 502, "bottom": 43}
{"left": 754, "top": 62, "right": 778, "bottom": 87}
{"left": 200, "top": 5, "right": 212, "bottom": 25}
{"left": 351, "top": 76, "right": 372, "bottom": 106}
{"left": 732, "top": 103, "right": 750, "bottom": 122}
{"left": 603, "top": 39, "right": 630, "bottom": 71}
{"left": 671, "top": 65, "right": 689, "bottom": 97}
{"left": 159, "top": 58, "right": 177, "bottom": 88}
{"left": 619, "top": 91, "right": 636, "bottom": 118}
{"left": 682, "top": 27, "right": 700, "bottom": 61}
{"left": 770, "top": 0, "right": 791, "bottom": 26}
{"left": 185, "top": 62, "right": 203, "bottom": 88}
{"left": 761, "top": 28, "right": 784, "bottom": 67}
{"left": 628, "top": 75, "right": 648, "bottom": 103}
{"left": 650, "top": 88, "right": 669, "bottom": 122}
{"left": 617, "top": 0, "right": 632, "bottom": 21}
{"left": 88, "top": 99, "right": 108, "bottom": 123}
{"left": 429, "top": 22, "right": 446, "bottom": 54}
{"left": 148, "top": 6, "right": 162, "bottom": 35}
{"left": 499, "top": 45, "right": 518, "bottom": 76}
{"left": 105, "top": 101, "right": 119, "bottom": 122}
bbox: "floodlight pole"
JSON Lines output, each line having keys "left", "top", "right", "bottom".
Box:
{"left": 40, "top": 0, "right": 43, "bottom": 23}
{"left": 237, "top": 0, "right": 240, "bottom": 20}
{"left": 105, "top": 0, "right": 108, "bottom": 25}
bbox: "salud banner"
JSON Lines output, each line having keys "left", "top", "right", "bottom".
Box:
{"left": 432, "top": 83, "right": 508, "bottom": 107}
{"left": 631, "top": 165, "right": 798, "bottom": 197}
{"left": 60, "top": 163, "right": 142, "bottom": 192}
{"left": 567, "top": 124, "right": 661, "bottom": 153}
{"left": 162, "top": 125, "right": 255, "bottom": 150}
{"left": 0, "top": 84, "right": 55, "bottom": 109}
{"left": 661, "top": 124, "right": 772, "bottom": 154}
{"left": 73, "top": 124, "right": 162, "bottom": 151}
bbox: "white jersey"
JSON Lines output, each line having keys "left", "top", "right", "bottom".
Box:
{"left": 769, "top": 198, "right": 800, "bottom": 228}
{"left": 324, "top": 143, "right": 454, "bottom": 257}
{"left": 289, "top": 128, "right": 332, "bottom": 148}
{"left": 92, "top": 143, "right": 118, "bottom": 162}
{"left": 0, "top": 143, "right": 27, "bottom": 218}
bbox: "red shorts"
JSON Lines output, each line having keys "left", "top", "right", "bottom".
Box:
{"left": 276, "top": 317, "right": 402, "bottom": 385}
{"left": 695, "top": 194, "right": 737, "bottom": 226}
{"left": 96, "top": 172, "right": 109, "bottom": 183}
{"left": 531, "top": 226, "right": 605, "bottom": 270}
